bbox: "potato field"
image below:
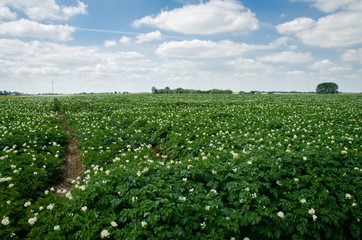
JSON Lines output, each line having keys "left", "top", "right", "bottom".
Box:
{"left": 1, "top": 94, "right": 361, "bottom": 239}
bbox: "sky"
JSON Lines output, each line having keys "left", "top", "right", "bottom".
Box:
{"left": 0, "top": 0, "right": 361, "bottom": 94}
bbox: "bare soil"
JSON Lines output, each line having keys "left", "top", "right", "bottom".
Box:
{"left": 52, "top": 104, "right": 83, "bottom": 193}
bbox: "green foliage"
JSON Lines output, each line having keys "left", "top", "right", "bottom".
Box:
{"left": 316, "top": 82, "right": 339, "bottom": 94}
{"left": 1, "top": 94, "right": 361, "bottom": 239}
{"left": 0, "top": 90, "right": 22, "bottom": 95}
{"left": 0, "top": 97, "right": 68, "bottom": 238}
{"left": 152, "top": 87, "right": 233, "bottom": 94}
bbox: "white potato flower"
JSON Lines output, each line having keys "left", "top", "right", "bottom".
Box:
{"left": 277, "top": 211, "right": 284, "bottom": 218}
{"left": 100, "top": 229, "right": 110, "bottom": 238}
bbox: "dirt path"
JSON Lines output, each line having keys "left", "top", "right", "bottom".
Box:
{"left": 52, "top": 102, "right": 83, "bottom": 193}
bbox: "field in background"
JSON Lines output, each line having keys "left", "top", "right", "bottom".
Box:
{"left": 1, "top": 94, "right": 361, "bottom": 239}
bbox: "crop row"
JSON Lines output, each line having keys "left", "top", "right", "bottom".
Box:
{"left": 0, "top": 97, "right": 68, "bottom": 238}
{"left": 1, "top": 94, "right": 361, "bottom": 239}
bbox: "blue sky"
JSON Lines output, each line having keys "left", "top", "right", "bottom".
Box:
{"left": 0, "top": 0, "right": 361, "bottom": 93}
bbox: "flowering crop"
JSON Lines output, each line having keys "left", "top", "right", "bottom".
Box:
{"left": 0, "top": 96, "right": 68, "bottom": 238}
{"left": 1, "top": 94, "right": 361, "bottom": 239}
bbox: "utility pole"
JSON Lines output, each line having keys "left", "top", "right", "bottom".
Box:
{"left": 52, "top": 81, "right": 54, "bottom": 94}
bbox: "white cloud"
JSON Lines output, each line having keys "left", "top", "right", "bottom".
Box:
{"left": 0, "top": 38, "right": 149, "bottom": 93}
{"left": 226, "top": 57, "right": 271, "bottom": 71}
{"left": 276, "top": 17, "right": 315, "bottom": 34}
{"left": 156, "top": 39, "right": 239, "bottom": 58}
{"left": 104, "top": 40, "right": 117, "bottom": 47}
{"left": 0, "top": 39, "right": 145, "bottom": 68}
{"left": 0, "top": 6, "right": 17, "bottom": 20}
{"left": 341, "top": 48, "right": 362, "bottom": 64}
{"left": 120, "top": 36, "right": 132, "bottom": 44}
{"left": 15, "top": 66, "right": 61, "bottom": 75}
{"left": 327, "top": 66, "right": 352, "bottom": 72}
{"left": 308, "top": 59, "right": 352, "bottom": 73}
{"left": 268, "top": 36, "right": 291, "bottom": 48}
{"left": 133, "top": 0, "right": 258, "bottom": 35}
{"left": 0, "top": 19, "right": 75, "bottom": 41}
{"left": 308, "top": 59, "right": 334, "bottom": 70}
{"left": 292, "top": 0, "right": 358, "bottom": 13}
{"left": 296, "top": 11, "right": 362, "bottom": 48}
{"left": 258, "top": 51, "right": 312, "bottom": 63}
{"left": 0, "top": 38, "right": 360, "bottom": 93}
{"left": 62, "top": 1, "right": 87, "bottom": 18}
{"left": 277, "top": 7, "right": 362, "bottom": 48}
{"left": 136, "top": 30, "right": 162, "bottom": 43}
{"left": 285, "top": 70, "right": 306, "bottom": 75}
{"left": 161, "top": 59, "right": 205, "bottom": 71}
{"left": 2, "top": 0, "right": 87, "bottom": 21}
{"left": 226, "top": 57, "right": 310, "bottom": 85}
{"left": 156, "top": 37, "right": 289, "bottom": 58}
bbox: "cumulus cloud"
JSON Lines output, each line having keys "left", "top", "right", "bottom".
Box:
{"left": 15, "top": 66, "right": 61, "bottom": 75}
{"left": 258, "top": 51, "right": 312, "bottom": 63}
{"left": 277, "top": 4, "right": 362, "bottom": 48}
{"left": 156, "top": 37, "right": 289, "bottom": 58}
{"left": 0, "top": 19, "right": 75, "bottom": 41}
{"left": 62, "top": 1, "right": 87, "bottom": 18}
{"left": 308, "top": 59, "right": 334, "bottom": 69}
{"left": 133, "top": 0, "right": 258, "bottom": 35}
{"left": 104, "top": 40, "right": 117, "bottom": 47}
{"left": 1, "top": 38, "right": 232, "bottom": 93}
{"left": 225, "top": 58, "right": 313, "bottom": 91}
{"left": 0, "top": 6, "right": 17, "bottom": 20}
{"left": 327, "top": 66, "right": 352, "bottom": 72}
{"left": 2, "top": 0, "right": 87, "bottom": 21}
{"left": 276, "top": 17, "right": 315, "bottom": 34}
{"left": 0, "top": 1, "right": 87, "bottom": 41}
{"left": 0, "top": 39, "right": 145, "bottom": 72}
{"left": 120, "top": 36, "right": 132, "bottom": 44}
{"left": 296, "top": 12, "right": 362, "bottom": 48}
{"left": 0, "top": 38, "right": 149, "bottom": 92}
{"left": 226, "top": 57, "right": 272, "bottom": 71}
{"left": 136, "top": 30, "right": 162, "bottom": 43}
{"left": 308, "top": 59, "right": 352, "bottom": 73}
{"left": 285, "top": 70, "right": 306, "bottom": 76}
{"left": 157, "top": 39, "right": 240, "bottom": 58}
{"left": 292, "top": 0, "right": 358, "bottom": 13}
{"left": 341, "top": 48, "right": 362, "bottom": 64}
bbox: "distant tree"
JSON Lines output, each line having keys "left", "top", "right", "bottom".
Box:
{"left": 164, "top": 86, "right": 171, "bottom": 94}
{"left": 151, "top": 87, "right": 158, "bottom": 94}
{"left": 316, "top": 82, "right": 339, "bottom": 94}
{"left": 174, "top": 88, "right": 184, "bottom": 94}
{"left": 209, "top": 89, "right": 233, "bottom": 94}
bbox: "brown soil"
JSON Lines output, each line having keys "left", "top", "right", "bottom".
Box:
{"left": 52, "top": 104, "right": 83, "bottom": 193}
{"left": 152, "top": 145, "right": 161, "bottom": 157}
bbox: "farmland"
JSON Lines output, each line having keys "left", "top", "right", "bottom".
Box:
{"left": 1, "top": 94, "right": 361, "bottom": 239}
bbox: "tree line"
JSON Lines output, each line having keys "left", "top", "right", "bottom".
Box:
{"left": 0, "top": 90, "right": 22, "bottom": 96}
{"left": 152, "top": 87, "right": 233, "bottom": 94}
{"left": 152, "top": 82, "right": 340, "bottom": 95}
